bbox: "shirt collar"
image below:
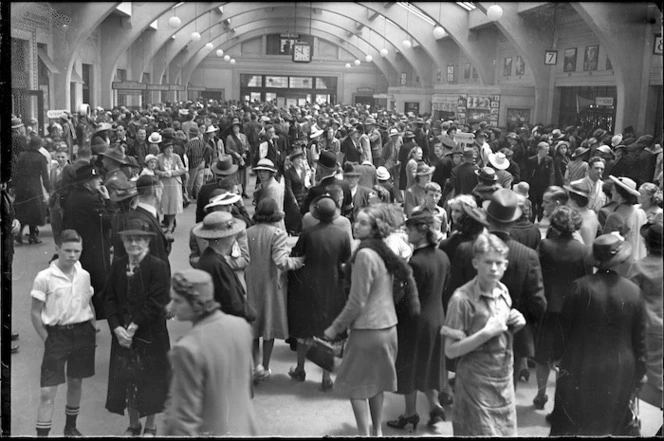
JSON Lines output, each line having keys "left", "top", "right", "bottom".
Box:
{"left": 50, "top": 260, "right": 80, "bottom": 280}
{"left": 470, "top": 277, "right": 511, "bottom": 305}
{"left": 137, "top": 201, "right": 157, "bottom": 218}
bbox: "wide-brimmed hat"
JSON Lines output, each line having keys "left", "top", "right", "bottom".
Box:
{"left": 402, "top": 130, "right": 416, "bottom": 139}
{"left": 488, "top": 152, "right": 509, "bottom": 170}
{"left": 405, "top": 212, "right": 435, "bottom": 227}
{"left": 93, "top": 122, "right": 112, "bottom": 134}
{"left": 609, "top": 175, "right": 640, "bottom": 197}
{"left": 119, "top": 218, "right": 156, "bottom": 237}
{"left": 91, "top": 141, "right": 109, "bottom": 155}
{"left": 590, "top": 233, "right": 633, "bottom": 269}
{"left": 389, "top": 127, "right": 400, "bottom": 137}
{"left": 376, "top": 166, "right": 391, "bottom": 181}
{"left": 178, "top": 109, "right": 190, "bottom": 116}
{"left": 11, "top": 117, "right": 24, "bottom": 129}
{"left": 593, "top": 129, "right": 608, "bottom": 140}
{"left": 110, "top": 181, "right": 138, "bottom": 202}
{"left": 571, "top": 146, "right": 589, "bottom": 159}
{"left": 204, "top": 191, "right": 241, "bottom": 211}
{"left": 343, "top": 162, "right": 361, "bottom": 177}
{"left": 462, "top": 147, "right": 476, "bottom": 159}
{"left": 482, "top": 188, "right": 522, "bottom": 224}
{"left": 441, "top": 137, "right": 457, "bottom": 149}
{"left": 475, "top": 166, "right": 498, "bottom": 183}
{"left": 231, "top": 118, "right": 242, "bottom": 128}
{"left": 148, "top": 132, "right": 162, "bottom": 144}
{"left": 98, "top": 145, "right": 129, "bottom": 165}
{"left": 564, "top": 180, "right": 591, "bottom": 199}
{"left": 310, "top": 124, "right": 324, "bottom": 138}
{"left": 171, "top": 269, "right": 219, "bottom": 313}
{"left": 253, "top": 158, "right": 277, "bottom": 173}
{"left": 596, "top": 145, "right": 614, "bottom": 157}
{"left": 311, "top": 194, "right": 338, "bottom": 223}
{"left": 193, "top": 211, "right": 246, "bottom": 239}
{"left": 205, "top": 125, "right": 219, "bottom": 134}
{"left": 611, "top": 134, "right": 623, "bottom": 147}
{"left": 415, "top": 163, "right": 435, "bottom": 176}
{"left": 461, "top": 203, "right": 489, "bottom": 227}
{"left": 144, "top": 154, "right": 158, "bottom": 164}
{"left": 211, "top": 154, "right": 239, "bottom": 176}
{"left": 551, "top": 129, "right": 565, "bottom": 140}
{"left": 317, "top": 150, "right": 339, "bottom": 170}
{"left": 641, "top": 222, "right": 663, "bottom": 250}
{"left": 74, "top": 164, "right": 101, "bottom": 183}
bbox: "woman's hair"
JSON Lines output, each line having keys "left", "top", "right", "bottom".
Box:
{"left": 555, "top": 142, "right": 568, "bottom": 156}
{"left": 587, "top": 156, "right": 606, "bottom": 168}
{"left": 544, "top": 185, "right": 569, "bottom": 205}
{"left": 424, "top": 182, "right": 442, "bottom": 194}
{"left": 550, "top": 205, "right": 582, "bottom": 236}
{"left": 409, "top": 209, "right": 438, "bottom": 245}
{"left": 371, "top": 185, "right": 391, "bottom": 203}
{"left": 472, "top": 232, "right": 509, "bottom": 258}
{"left": 456, "top": 210, "right": 486, "bottom": 237}
{"left": 59, "top": 229, "right": 82, "bottom": 244}
{"left": 568, "top": 191, "right": 589, "bottom": 208}
{"left": 448, "top": 194, "right": 477, "bottom": 211}
{"left": 253, "top": 197, "right": 284, "bottom": 223}
{"left": 602, "top": 179, "right": 614, "bottom": 199}
{"left": 640, "top": 182, "right": 663, "bottom": 207}
{"left": 407, "top": 146, "right": 422, "bottom": 161}
{"left": 516, "top": 195, "right": 532, "bottom": 221}
{"left": 361, "top": 204, "right": 395, "bottom": 239}
{"left": 614, "top": 184, "right": 639, "bottom": 205}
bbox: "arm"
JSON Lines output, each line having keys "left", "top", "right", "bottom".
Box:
{"left": 163, "top": 346, "right": 204, "bottom": 436}
{"left": 189, "top": 227, "right": 201, "bottom": 268}
{"left": 523, "top": 249, "right": 547, "bottom": 319}
{"left": 603, "top": 212, "right": 625, "bottom": 235}
{"left": 40, "top": 156, "right": 51, "bottom": 194}
{"left": 272, "top": 229, "right": 305, "bottom": 271}
{"left": 30, "top": 299, "right": 47, "bottom": 342}
{"left": 131, "top": 258, "right": 170, "bottom": 329}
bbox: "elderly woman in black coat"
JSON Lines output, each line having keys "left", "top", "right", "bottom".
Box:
{"left": 104, "top": 218, "right": 171, "bottom": 437}
{"left": 14, "top": 136, "right": 50, "bottom": 244}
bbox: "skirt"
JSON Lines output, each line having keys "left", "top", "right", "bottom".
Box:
{"left": 534, "top": 311, "right": 564, "bottom": 365}
{"left": 334, "top": 326, "right": 397, "bottom": 399}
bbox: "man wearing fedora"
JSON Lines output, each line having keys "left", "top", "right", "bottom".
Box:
{"left": 300, "top": 150, "right": 353, "bottom": 218}
{"left": 527, "top": 142, "right": 555, "bottom": 221}
{"left": 442, "top": 147, "right": 479, "bottom": 202}
{"left": 447, "top": 188, "right": 547, "bottom": 386}
{"left": 126, "top": 127, "right": 149, "bottom": 168}
{"left": 196, "top": 155, "right": 239, "bottom": 223}
{"left": 341, "top": 126, "right": 363, "bottom": 164}
{"left": 472, "top": 167, "right": 501, "bottom": 206}
{"left": 98, "top": 144, "right": 134, "bottom": 202}
{"left": 185, "top": 125, "right": 213, "bottom": 200}
{"left": 365, "top": 118, "right": 383, "bottom": 167}
{"left": 343, "top": 162, "right": 373, "bottom": 223}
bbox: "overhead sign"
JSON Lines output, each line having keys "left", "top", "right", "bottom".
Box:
{"left": 595, "top": 97, "right": 614, "bottom": 107}
{"left": 454, "top": 132, "right": 475, "bottom": 148}
{"left": 146, "top": 83, "right": 169, "bottom": 91}
{"left": 46, "top": 110, "right": 68, "bottom": 119}
{"left": 169, "top": 84, "right": 185, "bottom": 91}
{"left": 112, "top": 81, "right": 146, "bottom": 90}
{"left": 187, "top": 86, "right": 206, "bottom": 91}
{"left": 544, "top": 50, "right": 558, "bottom": 65}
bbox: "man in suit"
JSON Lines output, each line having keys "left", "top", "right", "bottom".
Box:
{"left": 343, "top": 162, "right": 373, "bottom": 223}
{"left": 527, "top": 142, "right": 555, "bottom": 221}
{"left": 300, "top": 150, "right": 353, "bottom": 218}
{"left": 341, "top": 126, "right": 362, "bottom": 164}
{"left": 196, "top": 154, "right": 239, "bottom": 223}
{"left": 413, "top": 117, "right": 430, "bottom": 161}
{"left": 442, "top": 147, "right": 479, "bottom": 201}
{"left": 445, "top": 189, "right": 546, "bottom": 386}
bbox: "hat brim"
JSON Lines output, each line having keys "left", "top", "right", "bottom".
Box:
{"left": 570, "top": 148, "right": 590, "bottom": 159}
{"left": 211, "top": 162, "right": 239, "bottom": 175}
{"left": 488, "top": 155, "right": 509, "bottom": 170}
{"left": 110, "top": 191, "right": 138, "bottom": 202}
{"left": 98, "top": 151, "right": 129, "bottom": 165}
{"left": 608, "top": 175, "right": 640, "bottom": 197}
{"left": 119, "top": 230, "right": 156, "bottom": 237}
{"left": 376, "top": 172, "right": 391, "bottom": 180}
{"left": 563, "top": 185, "right": 590, "bottom": 199}
{"left": 253, "top": 165, "right": 277, "bottom": 173}
{"left": 482, "top": 200, "right": 523, "bottom": 223}
{"left": 416, "top": 166, "right": 435, "bottom": 176}
{"left": 586, "top": 240, "right": 633, "bottom": 269}
{"left": 192, "top": 219, "right": 245, "bottom": 239}
{"left": 461, "top": 204, "right": 490, "bottom": 227}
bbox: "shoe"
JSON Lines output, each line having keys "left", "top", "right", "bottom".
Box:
{"left": 143, "top": 426, "right": 157, "bottom": 437}
{"left": 28, "top": 235, "right": 42, "bottom": 244}
{"left": 321, "top": 378, "right": 333, "bottom": 392}
{"left": 288, "top": 367, "right": 306, "bottom": 382}
{"left": 386, "top": 413, "right": 419, "bottom": 430}
{"left": 518, "top": 368, "right": 530, "bottom": 383}
{"left": 533, "top": 394, "right": 548, "bottom": 410}
{"left": 63, "top": 426, "right": 83, "bottom": 437}
{"left": 438, "top": 391, "right": 453, "bottom": 407}
{"left": 11, "top": 344, "right": 18, "bottom": 354}
{"left": 253, "top": 365, "right": 271, "bottom": 384}
{"left": 545, "top": 413, "right": 552, "bottom": 424}
{"left": 11, "top": 332, "right": 19, "bottom": 341}
{"left": 122, "top": 424, "right": 142, "bottom": 437}
{"left": 285, "top": 337, "right": 297, "bottom": 352}
{"left": 14, "top": 235, "right": 23, "bottom": 245}
{"left": 427, "top": 407, "right": 446, "bottom": 426}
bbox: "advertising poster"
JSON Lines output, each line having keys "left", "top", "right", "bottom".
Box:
{"left": 466, "top": 94, "right": 500, "bottom": 126}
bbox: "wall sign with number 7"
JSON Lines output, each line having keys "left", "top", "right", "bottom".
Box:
{"left": 544, "top": 50, "right": 558, "bottom": 65}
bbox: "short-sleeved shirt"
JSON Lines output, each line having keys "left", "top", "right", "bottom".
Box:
{"left": 30, "top": 261, "right": 95, "bottom": 326}
{"left": 441, "top": 277, "right": 512, "bottom": 355}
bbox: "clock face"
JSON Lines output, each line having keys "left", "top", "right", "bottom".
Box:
{"left": 293, "top": 44, "right": 311, "bottom": 63}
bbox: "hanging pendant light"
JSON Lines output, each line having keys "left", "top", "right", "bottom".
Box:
{"left": 345, "top": 63, "right": 352, "bottom": 68}
{"left": 487, "top": 4, "right": 504, "bottom": 21}
{"left": 380, "top": 48, "right": 389, "bottom": 57}
{"left": 191, "top": 31, "right": 201, "bottom": 41}
{"left": 402, "top": 39, "right": 412, "bottom": 49}
{"left": 216, "top": 49, "right": 224, "bottom": 57}
{"left": 433, "top": 26, "right": 446, "bottom": 39}
{"left": 230, "top": 58, "right": 236, "bottom": 64}
{"left": 354, "top": 59, "right": 361, "bottom": 66}
{"left": 365, "top": 54, "right": 373, "bottom": 63}
{"left": 224, "top": 54, "right": 231, "bottom": 61}
{"left": 205, "top": 42, "right": 213, "bottom": 50}
{"left": 168, "top": 16, "right": 181, "bottom": 29}
{"left": 191, "top": 4, "right": 201, "bottom": 41}
{"left": 402, "top": 3, "right": 412, "bottom": 49}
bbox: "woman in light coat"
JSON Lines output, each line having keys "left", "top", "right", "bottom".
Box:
{"left": 155, "top": 144, "right": 186, "bottom": 233}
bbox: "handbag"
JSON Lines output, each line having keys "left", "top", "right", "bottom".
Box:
{"left": 305, "top": 337, "right": 344, "bottom": 373}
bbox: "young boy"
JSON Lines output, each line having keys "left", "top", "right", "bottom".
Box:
{"left": 30, "top": 229, "right": 96, "bottom": 437}
{"left": 441, "top": 232, "right": 525, "bottom": 436}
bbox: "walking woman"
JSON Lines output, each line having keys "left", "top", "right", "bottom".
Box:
{"left": 226, "top": 118, "right": 250, "bottom": 198}
{"left": 387, "top": 213, "right": 450, "bottom": 432}
{"left": 104, "top": 219, "right": 171, "bottom": 436}
{"left": 324, "top": 205, "right": 415, "bottom": 436}
{"left": 14, "top": 135, "right": 50, "bottom": 244}
{"left": 245, "top": 198, "right": 304, "bottom": 383}
{"left": 155, "top": 142, "right": 186, "bottom": 234}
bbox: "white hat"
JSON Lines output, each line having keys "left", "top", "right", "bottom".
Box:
{"left": 178, "top": 109, "right": 190, "bottom": 116}
{"left": 608, "top": 175, "right": 640, "bottom": 197}
{"left": 205, "top": 125, "right": 219, "bottom": 134}
{"left": 310, "top": 124, "right": 324, "bottom": 138}
{"left": 204, "top": 192, "right": 241, "bottom": 211}
{"left": 144, "top": 154, "right": 158, "bottom": 164}
{"left": 148, "top": 132, "right": 162, "bottom": 144}
{"left": 611, "top": 134, "right": 623, "bottom": 147}
{"left": 376, "top": 166, "right": 391, "bottom": 181}
{"left": 488, "top": 152, "right": 510, "bottom": 170}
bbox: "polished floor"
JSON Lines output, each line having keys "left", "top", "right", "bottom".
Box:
{"left": 8, "top": 173, "right": 663, "bottom": 436}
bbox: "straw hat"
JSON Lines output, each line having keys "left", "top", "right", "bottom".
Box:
{"left": 488, "top": 152, "right": 509, "bottom": 170}
{"left": 608, "top": 175, "right": 640, "bottom": 197}
{"left": 192, "top": 211, "right": 246, "bottom": 239}
{"left": 415, "top": 163, "right": 435, "bottom": 176}
{"left": 204, "top": 191, "right": 241, "bottom": 211}
{"left": 148, "top": 132, "right": 162, "bottom": 144}
{"left": 253, "top": 158, "right": 277, "bottom": 173}
{"left": 376, "top": 166, "right": 391, "bottom": 181}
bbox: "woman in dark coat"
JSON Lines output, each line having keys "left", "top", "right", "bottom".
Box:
{"left": 287, "top": 195, "right": 352, "bottom": 388}
{"left": 532, "top": 206, "right": 591, "bottom": 410}
{"left": 552, "top": 141, "right": 569, "bottom": 187}
{"left": 387, "top": 213, "right": 450, "bottom": 432}
{"left": 549, "top": 233, "right": 647, "bottom": 436}
{"left": 104, "top": 218, "right": 171, "bottom": 437}
{"left": 14, "top": 136, "right": 50, "bottom": 244}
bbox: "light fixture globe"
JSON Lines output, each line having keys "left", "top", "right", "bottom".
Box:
{"left": 487, "top": 4, "right": 503, "bottom": 21}
{"left": 433, "top": 26, "right": 446, "bottom": 40}
{"left": 191, "top": 31, "right": 201, "bottom": 41}
{"left": 168, "top": 16, "right": 181, "bottom": 29}
{"left": 230, "top": 58, "right": 236, "bottom": 64}
{"left": 216, "top": 49, "right": 224, "bottom": 57}
{"left": 354, "top": 59, "right": 361, "bottom": 66}
{"left": 205, "top": 42, "right": 214, "bottom": 50}
{"left": 345, "top": 63, "right": 351, "bottom": 68}
{"left": 380, "top": 48, "right": 389, "bottom": 57}
{"left": 365, "top": 54, "right": 373, "bottom": 63}
{"left": 402, "top": 39, "right": 412, "bottom": 49}
{"left": 223, "top": 54, "right": 231, "bottom": 61}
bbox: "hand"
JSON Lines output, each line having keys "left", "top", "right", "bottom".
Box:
{"left": 506, "top": 309, "right": 526, "bottom": 329}
{"left": 126, "top": 322, "right": 138, "bottom": 337}
{"left": 98, "top": 185, "right": 110, "bottom": 200}
{"left": 11, "top": 219, "right": 20, "bottom": 235}
{"left": 483, "top": 314, "right": 508, "bottom": 338}
{"left": 114, "top": 326, "right": 132, "bottom": 347}
{"left": 323, "top": 327, "right": 337, "bottom": 340}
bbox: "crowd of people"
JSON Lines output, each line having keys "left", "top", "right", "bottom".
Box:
{"left": 3, "top": 97, "right": 662, "bottom": 436}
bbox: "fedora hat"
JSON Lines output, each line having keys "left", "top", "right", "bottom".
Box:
{"left": 389, "top": 127, "right": 400, "bottom": 137}
{"left": 611, "top": 134, "right": 623, "bottom": 147}
{"left": 446, "top": 145, "right": 464, "bottom": 157}
{"left": 119, "top": 218, "right": 156, "bottom": 237}
{"left": 415, "top": 163, "right": 435, "bottom": 176}
{"left": 376, "top": 166, "right": 391, "bottom": 181}
{"left": 171, "top": 269, "right": 219, "bottom": 313}
{"left": 205, "top": 125, "right": 219, "bottom": 134}
{"left": 640, "top": 222, "right": 663, "bottom": 251}
{"left": 461, "top": 203, "right": 489, "bottom": 227}
{"left": 204, "top": 191, "right": 241, "bottom": 211}
{"left": 148, "top": 132, "right": 162, "bottom": 144}
{"left": 441, "top": 136, "right": 457, "bottom": 149}
{"left": 110, "top": 181, "right": 138, "bottom": 202}
{"left": 564, "top": 180, "right": 591, "bottom": 199}
{"left": 193, "top": 211, "right": 246, "bottom": 239}
{"left": 590, "top": 233, "right": 633, "bottom": 269}
{"left": 188, "top": 126, "right": 199, "bottom": 136}
{"left": 586, "top": 137, "right": 599, "bottom": 146}
{"left": 482, "top": 188, "right": 522, "bottom": 224}
{"left": 570, "top": 146, "right": 589, "bottom": 159}
{"left": 462, "top": 147, "right": 477, "bottom": 159}
{"left": 311, "top": 194, "right": 338, "bottom": 223}
{"left": 593, "top": 128, "right": 608, "bottom": 140}
{"left": 178, "top": 109, "right": 190, "bottom": 116}
{"left": 343, "top": 162, "right": 361, "bottom": 177}
{"left": 405, "top": 212, "right": 435, "bottom": 227}
{"left": 144, "top": 154, "right": 158, "bottom": 164}
{"left": 317, "top": 150, "right": 339, "bottom": 170}
{"left": 551, "top": 129, "right": 565, "bottom": 140}
{"left": 488, "top": 152, "right": 509, "bottom": 170}
{"left": 98, "top": 145, "right": 129, "bottom": 165}
{"left": 475, "top": 166, "right": 498, "bottom": 183}
{"left": 93, "top": 122, "right": 112, "bottom": 134}
{"left": 310, "top": 124, "right": 324, "bottom": 138}
{"left": 211, "top": 154, "right": 239, "bottom": 176}
{"left": 74, "top": 164, "right": 101, "bottom": 183}
{"left": 608, "top": 175, "right": 640, "bottom": 197}
{"left": 596, "top": 145, "right": 614, "bottom": 157}
{"left": 402, "top": 130, "right": 416, "bottom": 139}
{"left": 253, "top": 158, "right": 277, "bottom": 173}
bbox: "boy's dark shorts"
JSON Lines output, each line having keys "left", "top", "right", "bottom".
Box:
{"left": 41, "top": 321, "right": 96, "bottom": 387}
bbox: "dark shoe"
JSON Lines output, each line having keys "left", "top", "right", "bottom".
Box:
{"left": 28, "top": 235, "right": 42, "bottom": 244}
{"left": 122, "top": 423, "right": 142, "bottom": 437}
{"left": 288, "top": 367, "right": 306, "bottom": 382}
{"left": 11, "top": 332, "right": 19, "bottom": 341}
{"left": 143, "top": 426, "right": 157, "bottom": 437}
{"left": 14, "top": 235, "right": 23, "bottom": 245}
{"left": 545, "top": 413, "right": 552, "bottom": 424}
{"left": 386, "top": 413, "right": 420, "bottom": 430}
{"left": 11, "top": 344, "right": 18, "bottom": 354}
{"left": 427, "top": 407, "right": 446, "bottom": 426}
{"left": 63, "top": 426, "right": 83, "bottom": 437}
{"left": 533, "top": 394, "right": 548, "bottom": 410}
{"left": 320, "top": 378, "right": 333, "bottom": 392}
{"left": 438, "top": 391, "right": 453, "bottom": 407}
{"left": 285, "top": 337, "right": 297, "bottom": 352}
{"left": 518, "top": 368, "right": 530, "bottom": 383}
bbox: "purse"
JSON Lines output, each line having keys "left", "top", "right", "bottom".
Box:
{"left": 305, "top": 337, "right": 344, "bottom": 373}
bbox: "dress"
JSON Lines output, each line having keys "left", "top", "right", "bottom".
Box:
{"left": 442, "top": 278, "right": 517, "bottom": 436}
{"left": 549, "top": 271, "right": 647, "bottom": 435}
{"left": 603, "top": 202, "right": 647, "bottom": 261}
{"left": 245, "top": 223, "right": 303, "bottom": 340}
{"left": 104, "top": 254, "right": 171, "bottom": 417}
{"left": 254, "top": 177, "right": 286, "bottom": 231}
{"left": 395, "top": 245, "right": 450, "bottom": 393}
{"left": 14, "top": 150, "right": 50, "bottom": 226}
{"left": 157, "top": 153, "right": 185, "bottom": 215}
{"left": 288, "top": 222, "right": 351, "bottom": 339}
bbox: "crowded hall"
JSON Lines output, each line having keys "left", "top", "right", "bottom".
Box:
{"left": 3, "top": 1, "right": 664, "bottom": 437}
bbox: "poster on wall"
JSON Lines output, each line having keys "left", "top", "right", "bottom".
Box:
{"left": 515, "top": 56, "right": 525, "bottom": 76}
{"left": 432, "top": 94, "right": 464, "bottom": 121}
{"left": 464, "top": 64, "right": 471, "bottom": 80}
{"left": 447, "top": 65, "right": 455, "bottom": 82}
{"left": 503, "top": 57, "right": 512, "bottom": 76}
{"left": 466, "top": 94, "right": 500, "bottom": 127}
{"left": 583, "top": 44, "right": 599, "bottom": 71}
{"left": 400, "top": 72, "right": 407, "bottom": 86}
{"left": 564, "top": 48, "right": 577, "bottom": 72}
{"left": 506, "top": 108, "right": 531, "bottom": 129}
{"left": 404, "top": 101, "right": 420, "bottom": 115}
{"left": 280, "top": 38, "right": 296, "bottom": 55}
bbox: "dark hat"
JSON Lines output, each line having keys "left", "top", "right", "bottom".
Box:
{"left": 415, "top": 117, "right": 425, "bottom": 125}
{"left": 590, "top": 233, "right": 633, "bottom": 269}
{"left": 402, "top": 130, "right": 416, "bottom": 139}
{"left": 311, "top": 194, "right": 337, "bottom": 223}
{"left": 506, "top": 132, "right": 519, "bottom": 140}
{"left": 640, "top": 222, "right": 663, "bottom": 251}
{"left": 28, "top": 135, "right": 43, "bottom": 151}
{"left": 415, "top": 163, "right": 435, "bottom": 176}
{"left": 405, "top": 212, "right": 435, "bottom": 227}
{"left": 462, "top": 147, "right": 476, "bottom": 159}
{"left": 461, "top": 203, "right": 489, "bottom": 227}
{"left": 119, "top": 218, "right": 156, "bottom": 237}
{"left": 571, "top": 146, "right": 590, "bottom": 159}
{"left": 188, "top": 126, "right": 199, "bottom": 136}
{"left": 74, "top": 164, "right": 101, "bottom": 183}
{"left": 109, "top": 180, "right": 138, "bottom": 202}
{"left": 447, "top": 145, "right": 464, "bottom": 157}
{"left": 171, "top": 269, "right": 218, "bottom": 313}
{"left": 161, "top": 127, "right": 176, "bottom": 139}
{"left": 564, "top": 180, "right": 591, "bottom": 199}
{"left": 551, "top": 129, "right": 565, "bottom": 140}
{"left": 474, "top": 130, "right": 487, "bottom": 139}
{"left": 91, "top": 142, "right": 109, "bottom": 155}
{"left": 98, "top": 145, "right": 129, "bottom": 165}
{"left": 441, "top": 137, "right": 457, "bottom": 149}
{"left": 475, "top": 166, "right": 498, "bottom": 183}
{"left": 317, "top": 150, "right": 339, "bottom": 170}
{"left": 211, "top": 154, "right": 239, "bottom": 176}
{"left": 636, "top": 134, "right": 654, "bottom": 147}
{"left": 482, "top": 188, "right": 522, "bottom": 224}
{"left": 288, "top": 148, "right": 305, "bottom": 161}
{"left": 592, "top": 129, "right": 608, "bottom": 140}
{"left": 343, "top": 162, "right": 361, "bottom": 177}
{"left": 231, "top": 117, "right": 242, "bottom": 128}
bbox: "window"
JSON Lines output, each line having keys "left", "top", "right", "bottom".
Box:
{"left": 82, "top": 63, "right": 92, "bottom": 105}
{"left": 316, "top": 77, "right": 337, "bottom": 90}
{"left": 265, "top": 76, "right": 288, "bottom": 88}
{"left": 265, "top": 92, "right": 277, "bottom": 102}
{"left": 250, "top": 92, "right": 261, "bottom": 101}
{"left": 289, "top": 76, "right": 312, "bottom": 88}
{"left": 240, "top": 74, "right": 262, "bottom": 87}
{"left": 116, "top": 69, "right": 127, "bottom": 82}
{"left": 315, "top": 94, "right": 329, "bottom": 105}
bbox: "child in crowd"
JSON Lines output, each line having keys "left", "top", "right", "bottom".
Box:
{"left": 30, "top": 229, "right": 96, "bottom": 437}
{"left": 441, "top": 232, "right": 525, "bottom": 436}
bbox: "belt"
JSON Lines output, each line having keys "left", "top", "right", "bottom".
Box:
{"left": 47, "top": 320, "right": 91, "bottom": 330}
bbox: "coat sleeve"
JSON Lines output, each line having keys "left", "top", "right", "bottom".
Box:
{"left": 272, "top": 229, "right": 304, "bottom": 271}
{"left": 163, "top": 345, "right": 204, "bottom": 436}
{"left": 189, "top": 228, "right": 201, "bottom": 268}
{"left": 132, "top": 258, "right": 170, "bottom": 328}
{"left": 603, "top": 211, "right": 626, "bottom": 236}
{"left": 546, "top": 158, "right": 555, "bottom": 187}
{"left": 226, "top": 230, "right": 250, "bottom": 271}
{"left": 522, "top": 248, "right": 547, "bottom": 319}
{"left": 104, "top": 262, "right": 122, "bottom": 330}
{"left": 330, "top": 249, "right": 377, "bottom": 334}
